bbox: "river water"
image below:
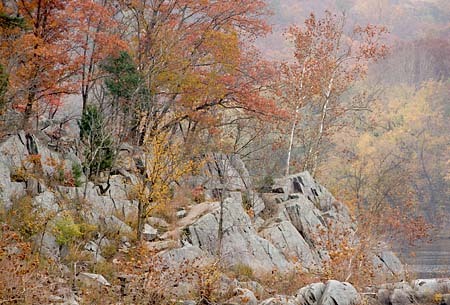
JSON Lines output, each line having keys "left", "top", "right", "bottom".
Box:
{"left": 398, "top": 231, "right": 450, "bottom": 279}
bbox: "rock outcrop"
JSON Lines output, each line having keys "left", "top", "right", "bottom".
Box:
{"left": 368, "top": 278, "right": 450, "bottom": 305}
{"left": 183, "top": 166, "right": 404, "bottom": 279}
{"left": 195, "top": 153, "right": 265, "bottom": 215}
{"left": 188, "top": 198, "right": 292, "bottom": 274}
{"left": 0, "top": 133, "right": 409, "bottom": 304}
{"left": 258, "top": 280, "right": 360, "bottom": 305}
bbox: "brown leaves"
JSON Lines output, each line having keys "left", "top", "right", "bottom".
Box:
{"left": 0, "top": 224, "right": 52, "bottom": 304}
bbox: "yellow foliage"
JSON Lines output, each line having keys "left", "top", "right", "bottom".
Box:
{"left": 132, "top": 130, "right": 198, "bottom": 237}
{"left": 434, "top": 293, "right": 443, "bottom": 304}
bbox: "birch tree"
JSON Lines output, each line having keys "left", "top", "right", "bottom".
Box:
{"left": 281, "top": 11, "right": 387, "bottom": 176}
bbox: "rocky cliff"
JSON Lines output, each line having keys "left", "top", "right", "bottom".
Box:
{"left": 0, "top": 133, "right": 413, "bottom": 305}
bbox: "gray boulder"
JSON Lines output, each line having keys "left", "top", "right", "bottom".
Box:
{"left": 412, "top": 278, "right": 450, "bottom": 301}
{"left": 227, "top": 288, "right": 258, "bottom": 305}
{"left": 282, "top": 197, "right": 326, "bottom": 246}
{"left": 83, "top": 241, "right": 105, "bottom": 263}
{"left": 188, "top": 198, "right": 292, "bottom": 274}
{"left": 295, "top": 282, "right": 326, "bottom": 305}
{"left": 272, "top": 172, "right": 334, "bottom": 211}
{"left": 0, "top": 162, "right": 25, "bottom": 208}
{"left": 260, "top": 221, "right": 319, "bottom": 270}
{"left": 33, "top": 231, "right": 60, "bottom": 259}
{"left": 0, "top": 133, "right": 29, "bottom": 170}
{"left": 142, "top": 224, "right": 158, "bottom": 241}
{"left": 372, "top": 250, "right": 405, "bottom": 280}
{"left": 78, "top": 272, "right": 111, "bottom": 287}
{"left": 318, "top": 280, "right": 360, "bottom": 305}
{"left": 57, "top": 183, "right": 137, "bottom": 220}
{"left": 104, "top": 174, "right": 135, "bottom": 201}
{"left": 389, "top": 288, "right": 415, "bottom": 305}
{"left": 201, "top": 154, "right": 265, "bottom": 215}
{"left": 33, "top": 191, "right": 59, "bottom": 213}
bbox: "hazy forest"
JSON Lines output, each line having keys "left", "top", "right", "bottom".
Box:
{"left": 0, "top": 0, "right": 449, "bottom": 304}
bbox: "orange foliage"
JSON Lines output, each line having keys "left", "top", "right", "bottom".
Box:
{"left": 117, "top": 0, "right": 277, "bottom": 141}
{"left": 0, "top": 0, "right": 126, "bottom": 129}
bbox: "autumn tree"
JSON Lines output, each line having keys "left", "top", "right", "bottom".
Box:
{"left": 114, "top": 0, "right": 275, "bottom": 145}
{"left": 132, "top": 131, "right": 194, "bottom": 239}
{"left": 0, "top": 6, "right": 27, "bottom": 115}
{"left": 66, "top": 0, "right": 127, "bottom": 112}
{"left": 323, "top": 81, "right": 449, "bottom": 245}
{"left": 0, "top": 0, "right": 127, "bottom": 132}
{"left": 280, "top": 11, "right": 388, "bottom": 176}
{"left": 370, "top": 37, "right": 450, "bottom": 86}
{"left": 0, "top": 0, "right": 78, "bottom": 130}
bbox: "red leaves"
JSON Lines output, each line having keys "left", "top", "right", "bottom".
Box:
{"left": 1, "top": 0, "right": 127, "bottom": 127}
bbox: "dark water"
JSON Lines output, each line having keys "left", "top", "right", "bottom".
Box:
{"left": 399, "top": 232, "right": 450, "bottom": 279}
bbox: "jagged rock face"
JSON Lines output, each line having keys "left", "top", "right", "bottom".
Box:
{"left": 272, "top": 172, "right": 334, "bottom": 211}
{"left": 0, "top": 162, "right": 25, "bottom": 208}
{"left": 372, "top": 250, "right": 405, "bottom": 281}
{"left": 188, "top": 198, "right": 292, "bottom": 274}
{"left": 33, "top": 191, "right": 58, "bottom": 213}
{"left": 0, "top": 132, "right": 30, "bottom": 170}
{"left": 0, "top": 133, "right": 28, "bottom": 207}
{"left": 186, "top": 169, "right": 355, "bottom": 274}
{"left": 281, "top": 198, "right": 327, "bottom": 245}
{"left": 0, "top": 134, "right": 138, "bottom": 266}
{"left": 196, "top": 153, "right": 265, "bottom": 216}
{"left": 260, "top": 221, "right": 319, "bottom": 269}
{"left": 187, "top": 165, "right": 405, "bottom": 278}
{"left": 272, "top": 172, "right": 355, "bottom": 237}
{"left": 56, "top": 182, "right": 137, "bottom": 232}
{"left": 0, "top": 133, "right": 408, "bottom": 302}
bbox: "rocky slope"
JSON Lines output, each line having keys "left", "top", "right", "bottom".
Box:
{"left": 0, "top": 132, "right": 434, "bottom": 305}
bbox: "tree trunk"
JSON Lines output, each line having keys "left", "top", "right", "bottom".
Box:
{"left": 137, "top": 201, "right": 144, "bottom": 240}
{"left": 22, "top": 99, "right": 35, "bottom": 131}
{"left": 285, "top": 114, "right": 297, "bottom": 176}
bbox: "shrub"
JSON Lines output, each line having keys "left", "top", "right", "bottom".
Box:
{"left": 257, "top": 175, "right": 274, "bottom": 192}
{"left": 230, "top": 263, "right": 254, "bottom": 281}
{"left": 72, "top": 163, "right": 83, "bottom": 187}
{"left": 5, "top": 195, "right": 48, "bottom": 240}
{"left": 79, "top": 105, "right": 115, "bottom": 177}
{"left": 54, "top": 214, "right": 82, "bottom": 246}
{"left": 0, "top": 224, "right": 53, "bottom": 304}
